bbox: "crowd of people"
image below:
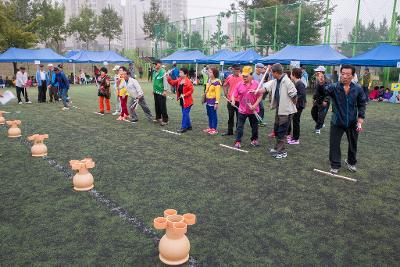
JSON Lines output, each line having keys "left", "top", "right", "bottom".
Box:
{"left": 3, "top": 59, "right": 398, "bottom": 174}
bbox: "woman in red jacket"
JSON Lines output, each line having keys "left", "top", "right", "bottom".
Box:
{"left": 167, "top": 67, "right": 194, "bottom": 133}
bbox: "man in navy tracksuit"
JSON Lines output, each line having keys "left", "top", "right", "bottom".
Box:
{"left": 316, "top": 64, "right": 366, "bottom": 174}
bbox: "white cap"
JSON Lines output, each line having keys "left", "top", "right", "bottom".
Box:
{"left": 112, "top": 65, "right": 120, "bottom": 71}
{"left": 47, "top": 63, "right": 53, "bottom": 67}
{"left": 314, "top": 66, "right": 326, "bottom": 72}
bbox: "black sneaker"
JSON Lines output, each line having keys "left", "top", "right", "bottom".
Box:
{"left": 187, "top": 126, "right": 193, "bottom": 130}
{"left": 272, "top": 151, "right": 287, "bottom": 159}
{"left": 177, "top": 128, "right": 187, "bottom": 133}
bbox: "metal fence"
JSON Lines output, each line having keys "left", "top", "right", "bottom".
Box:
{"left": 153, "top": 0, "right": 400, "bottom": 58}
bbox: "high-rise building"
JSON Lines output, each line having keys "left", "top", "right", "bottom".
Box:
{"left": 63, "top": 0, "right": 187, "bottom": 54}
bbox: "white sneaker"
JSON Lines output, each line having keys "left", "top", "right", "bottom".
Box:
{"left": 315, "top": 129, "right": 321, "bottom": 134}
{"left": 112, "top": 111, "right": 120, "bottom": 116}
{"left": 18, "top": 101, "right": 23, "bottom": 105}
{"left": 62, "top": 107, "right": 70, "bottom": 111}
{"left": 26, "top": 101, "right": 32, "bottom": 104}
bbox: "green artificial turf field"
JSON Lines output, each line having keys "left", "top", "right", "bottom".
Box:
{"left": 1, "top": 83, "right": 399, "bottom": 266}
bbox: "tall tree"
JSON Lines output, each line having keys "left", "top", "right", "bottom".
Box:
{"left": 34, "top": 0, "right": 66, "bottom": 53}
{"left": 231, "top": 0, "right": 333, "bottom": 52}
{"left": 0, "top": 0, "right": 40, "bottom": 73}
{"left": 98, "top": 5, "right": 123, "bottom": 50}
{"left": 142, "top": 0, "right": 169, "bottom": 41}
{"left": 67, "top": 6, "right": 99, "bottom": 50}
{"left": 340, "top": 19, "right": 390, "bottom": 57}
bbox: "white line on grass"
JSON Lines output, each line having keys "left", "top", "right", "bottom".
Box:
{"left": 313, "top": 168, "right": 357, "bottom": 182}
{"left": 161, "top": 129, "right": 181, "bottom": 136}
{"left": 220, "top": 144, "right": 249, "bottom": 153}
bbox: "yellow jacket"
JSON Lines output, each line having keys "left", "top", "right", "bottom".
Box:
{"left": 205, "top": 79, "right": 222, "bottom": 104}
{"left": 118, "top": 78, "right": 128, "bottom": 96}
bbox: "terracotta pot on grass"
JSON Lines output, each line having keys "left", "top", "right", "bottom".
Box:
{"left": 154, "top": 209, "right": 196, "bottom": 265}
{"left": 70, "top": 158, "right": 95, "bottom": 191}
{"left": 6, "top": 120, "right": 21, "bottom": 138}
{"left": 27, "top": 134, "right": 49, "bottom": 157}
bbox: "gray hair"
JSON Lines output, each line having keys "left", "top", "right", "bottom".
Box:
{"left": 271, "top": 63, "right": 283, "bottom": 74}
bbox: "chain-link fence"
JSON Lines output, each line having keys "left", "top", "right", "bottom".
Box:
{"left": 153, "top": 0, "right": 400, "bottom": 59}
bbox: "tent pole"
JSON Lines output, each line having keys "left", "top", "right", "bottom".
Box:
{"left": 73, "top": 63, "right": 76, "bottom": 84}
{"left": 195, "top": 63, "right": 198, "bottom": 85}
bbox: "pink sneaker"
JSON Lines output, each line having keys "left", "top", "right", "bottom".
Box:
{"left": 288, "top": 139, "right": 300, "bottom": 145}
{"left": 208, "top": 128, "right": 218, "bottom": 135}
{"left": 203, "top": 128, "right": 211, "bottom": 133}
{"left": 268, "top": 132, "right": 276, "bottom": 138}
{"left": 234, "top": 141, "right": 241, "bottom": 148}
{"left": 116, "top": 116, "right": 124, "bottom": 121}
{"left": 286, "top": 135, "right": 292, "bottom": 141}
{"left": 250, "top": 140, "right": 260, "bottom": 147}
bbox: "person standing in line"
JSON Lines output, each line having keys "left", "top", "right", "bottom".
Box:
{"left": 117, "top": 66, "right": 129, "bottom": 120}
{"left": 167, "top": 67, "right": 194, "bottom": 133}
{"left": 203, "top": 67, "right": 221, "bottom": 135}
{"left": 231, "top": 66, "right": 263, "bottom": 148}
{"left": 138, "top": 66, "right": 144, "bottom": 79}
{"left": 126, "top": 71, "right": 153, "bottom": 123}
{"left": 152, "top": 60, "right": 169, "bottom": 126}
{"left": 54, "top": 66, "right": 70, "bottom": 110}
{"left": 300, "top": 65, "right": 309, "bottom": 88}
{"left": 96, "top": 67, "right": 111, "bottom": 115}
{"left": 311, "top": 66, "right": 330, "bottom": 134}
{"left": 47, "top": 64, "right": 59, "bottom": 102}
{"left": 221, "top": 64, "right": 243, "bottom": 136}
{"left": 170, "top": 63, "right": 179, "bottom": 94}
{"left": 35, "top": 64, "right": 48, "bottom": 103}
{"left": 129, "top": 63, "right": 135, "bottom": 78}
{"left": 316, "top": 64, "right": 366, "bottom": 174}
{"left": 252, "top": 63, "right": 267, "bottom": 127}
{"left": 15, "top": 67, "right": 31, "bottom": 104}
{"left": 112, "top": 65, "right": 121, "bottom": 115}
{"left": 360, "top": 67, "right": 371, "bottom": 102}
{"left": 258, "top": 63, "right": 297, "bottom": 159}
{"left": 287, "top": 68, "right": 307, "bottom": 145}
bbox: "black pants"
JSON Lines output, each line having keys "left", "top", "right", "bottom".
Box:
{"left": 38, "top": 81, "right": 47, "bottom": 102}
{"left": 274, "top": 111, "right": 292, "bottom": 152}
{"left": 154, "top": 93, "right": 168, "bottom": 122}
{"left": 362, "top": 86, "right": 369, "bottom": 102}
{"left": 226, "top": 101, "right": 239, "bottom": 134}
{"left": 236, "top": 113, "right": 258, "bottom": 142}
{"left": 16, "top": 86, "right": 29, "bottom": 102}
{"left": 329, "top": 123, "right": 359, "bottom": 169}
{"left": 311, "top": 103, "right": 329, "bottom": 130}
{"left": 49, "top": 86, "right": 59, "bottom": 102}
{"left": 287, "top": 108, "right": 303, "bottom": 140}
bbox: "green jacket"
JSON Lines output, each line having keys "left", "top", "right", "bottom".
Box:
{"left": 153, "top": 69, "right": 165, "bottom": 94}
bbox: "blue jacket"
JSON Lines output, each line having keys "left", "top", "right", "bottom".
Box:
{"left": 47, "top": 70, "right": 58, "bottom": 87}
{"left": 170, "top": 67, "right": 179, "bottom": 80}
{"left": 56, "top": 71, "right": 69, "bottom": 90}
{"left": 36, "top": 70, "right": 49, "bottom": 86}
{"left": 319, "top": 81, "right": 366, "bottom": 128}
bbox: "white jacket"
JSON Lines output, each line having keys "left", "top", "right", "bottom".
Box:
{"left": 16, "top": 71, "right": 28, "bottom": 87}
{"left": 263, "top": 74, "right": 297, "bottom": 115}
{"left": 127, "top": 77, "right": 143, "bottom": 98}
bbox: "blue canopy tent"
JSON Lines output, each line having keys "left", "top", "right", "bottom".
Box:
{"left": 0, "top": 47, "right": 68, "bottom": 62}
{"left": 197, "top": 49, "right": 241, "bottom": 64}
{"left": 66, "top": 50, "right": 132, "bottom": 63}
{"left": 256, "top": 45, "right": 347, "bottom": 66}
{"left": 223, "top": 49, "right": 262, "bottom": 64}
{"left": 341, "top": 44, "right": 400, "bottom": 67}
{"left": 161, "top": 50, "right": 205, "bottom": 64}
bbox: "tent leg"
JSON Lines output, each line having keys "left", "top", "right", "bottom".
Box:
{"left": 73, "top": 63, "right": 76, "bottom": 85}
{"left": 195, "top": 63, "right": 198, "bottom": 85}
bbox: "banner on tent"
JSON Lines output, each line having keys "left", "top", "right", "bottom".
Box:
{"left": 397, "top": 62, "right": 400, "bottom": 68}
{"left": 290, "top": 61, "right": 300, "bottom": 68}
{"left": 391, "top": 83, "right": 400, "bottom": 91}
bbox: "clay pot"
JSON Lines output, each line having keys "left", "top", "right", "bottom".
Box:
{"left": 0, "top": 111, "right": 5, "bottom": 125}
{"left": 70, "top": 158, "right": 95, "bottom": 191}
{"left": 27, "top": 134, "right": 49, "bottom": 157}
{"left": 154, "top": 209, "right": 196, "bottom": 265}
{"left": 6, "top": 120, "right": 21, "bottom": 138}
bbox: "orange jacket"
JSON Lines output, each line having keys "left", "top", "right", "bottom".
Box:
{"left": 167, "top": 76, "right": 194, "bottom": 108}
